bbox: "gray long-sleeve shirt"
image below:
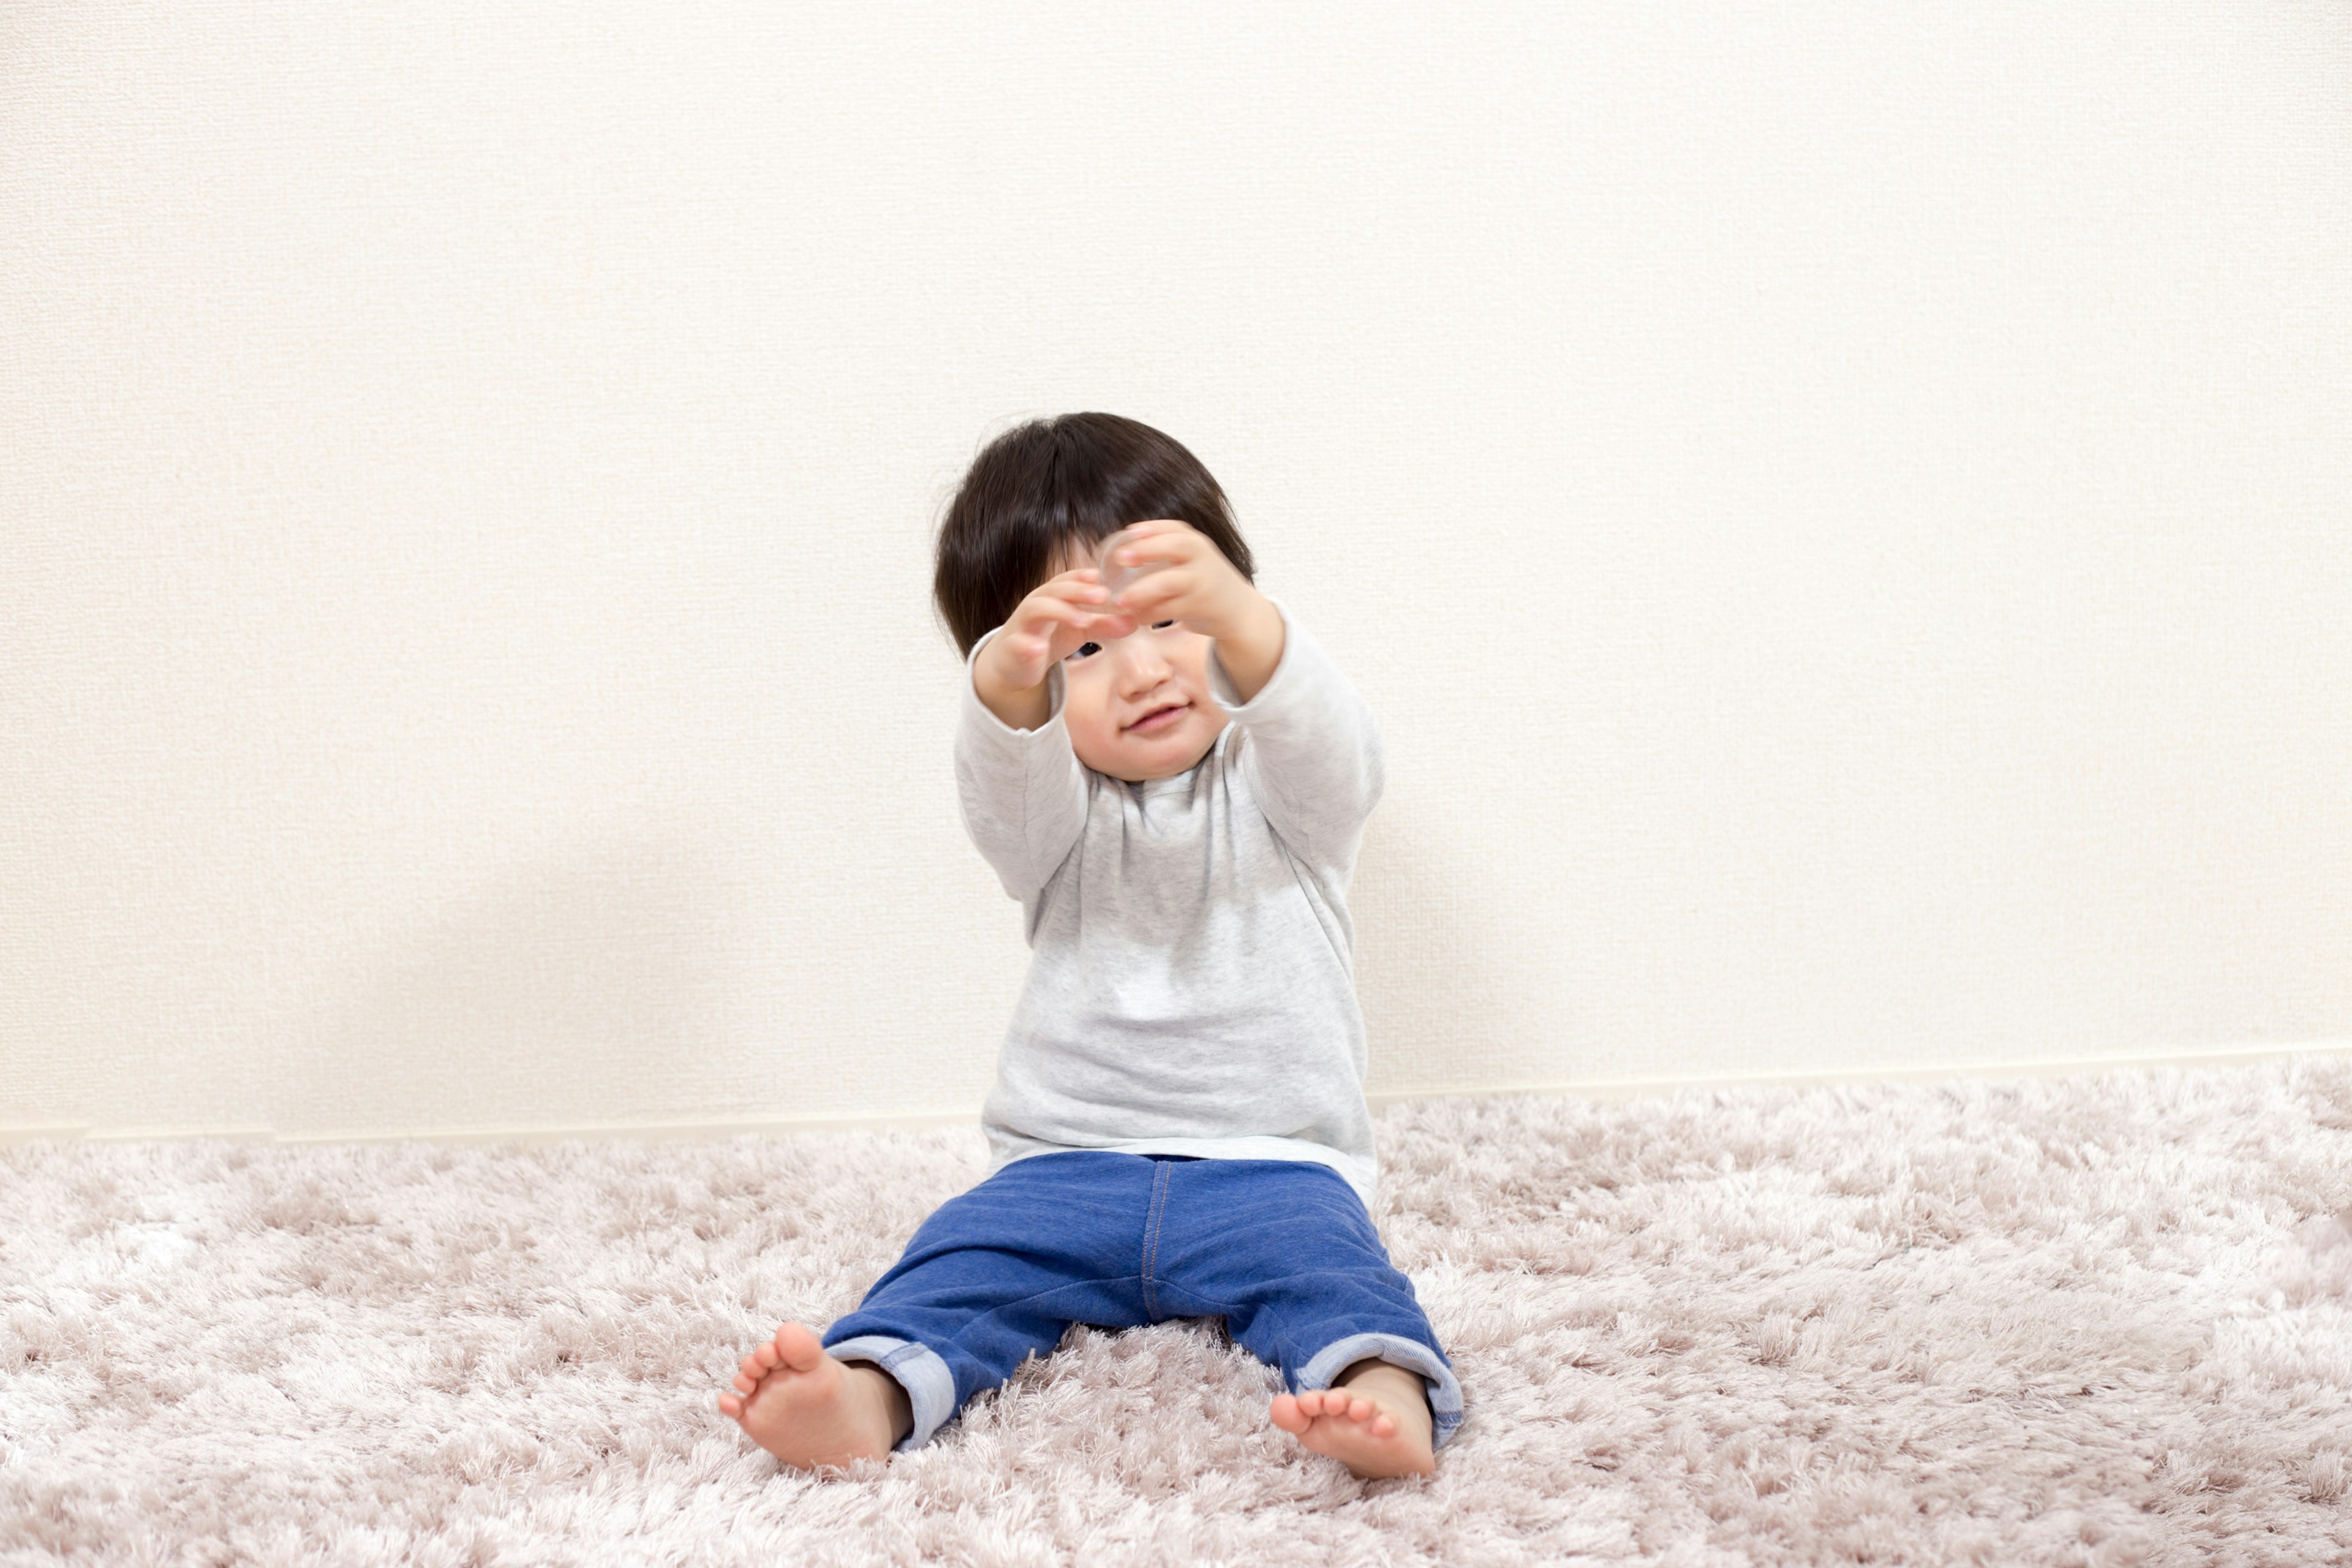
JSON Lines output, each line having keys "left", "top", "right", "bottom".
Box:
{"left": 954, "top": 598, "right": 1385, "bottom": 1206}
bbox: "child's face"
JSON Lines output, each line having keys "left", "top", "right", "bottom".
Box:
{"left": 1047, "top": 545, "right": 1230, "bottom": 783}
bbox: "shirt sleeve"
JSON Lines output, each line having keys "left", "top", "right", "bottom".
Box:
{"left": 952, "top": 624, "right": 1090, "bottom": 905}
{"left": 1205, "top": 597, "right": 1386, "bottom": 873}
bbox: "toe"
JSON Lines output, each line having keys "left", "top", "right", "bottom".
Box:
{"left": 717, "top": 1393, "right": 742, "bottom": 1419}
{"left": 1270, "top": 1393, "right": 1308, "bottom": 1434}
{"left": 750, "top": 1341, "right": 781, "bottom": 1371}
{"left": 1370, "top": 1411, "right": 1398, "bottom": 1438}
{"left": 733, "top": 1372, "right": 758, "bottom": 1395}
{"left": 1346, "top": 1395, "right": 1375, "bottom": 1423}
{"left": 773, "top": 1322, "right": 827, "bottom": 1372}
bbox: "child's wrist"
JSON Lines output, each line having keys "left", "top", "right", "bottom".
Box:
{"left": 974, "top": 637, "right": 1052, "bottom": 729}
{"left": 1208, "top": 590, "right": 1284, "bottom": 703}
{"left": 978, "top": 641, "right": 1037, "bottom": 694}
{"left": 1210, "top": 589, "right": 1278, "bottom": 650}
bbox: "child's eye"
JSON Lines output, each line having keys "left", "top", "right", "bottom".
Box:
{"left": 1063, "top": 625, "right": 1172, "bottom": 662}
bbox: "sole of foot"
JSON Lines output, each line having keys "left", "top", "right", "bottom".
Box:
{"left": 717, "top": 1322, "right": 900, "bottom": 1471}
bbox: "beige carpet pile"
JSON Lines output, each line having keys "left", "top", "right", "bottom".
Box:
{"left": 4, "top": 1058, "right": 2350, "bottom": 1566}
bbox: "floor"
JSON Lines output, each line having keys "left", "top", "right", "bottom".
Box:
{"left": 4, "top": 1058, "right": 2349, "bottom": 1566}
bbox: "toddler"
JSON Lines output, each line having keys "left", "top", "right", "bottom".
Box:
{"left": 718, "top": 413, "right": 1461, "bottom": 1479}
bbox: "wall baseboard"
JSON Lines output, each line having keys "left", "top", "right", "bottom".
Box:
{"left": 4, "top": 1041, "right": 2340, "bottom": 1148}
{"left": 1371, "top": 1041, "right": 2350, "bottom": 1109}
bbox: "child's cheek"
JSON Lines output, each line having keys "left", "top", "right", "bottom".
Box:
{"left": 1062, "top": 669, "right": 1116, "bottom": 761}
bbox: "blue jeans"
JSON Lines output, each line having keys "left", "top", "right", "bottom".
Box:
{"left": 823, "top": 1152, "right": 1463, "bottom": 1452}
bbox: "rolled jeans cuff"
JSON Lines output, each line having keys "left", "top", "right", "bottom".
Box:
{"left": 1297, "top": 1331, "right": 1466, "bottom": 1450}
{"left": 823, "top": 1335, "right": 959, "bottom": 1453}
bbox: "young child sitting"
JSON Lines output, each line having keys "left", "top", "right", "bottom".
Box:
{"left": 718, "top": 412, "right": 1462, "bottom": 1479}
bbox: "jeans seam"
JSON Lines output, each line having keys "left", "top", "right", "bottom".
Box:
{"left": 1140, "top": 1159, "right": 1174, "bottom": 1319}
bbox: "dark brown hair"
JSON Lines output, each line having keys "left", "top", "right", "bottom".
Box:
{"left": 933, "top": 413, "right": 1256, "bottom": 657}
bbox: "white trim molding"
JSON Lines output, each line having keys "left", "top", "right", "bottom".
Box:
{"left": 4, "top": 1041, "right": 2340, "bottom": 1147}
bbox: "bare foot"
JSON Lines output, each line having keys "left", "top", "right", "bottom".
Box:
{"left": 1270, "top": 1358, "right": 1436, "bottom": 1479}
{"left": 717, "top": 1322, "right": 913, "bottom": 1469}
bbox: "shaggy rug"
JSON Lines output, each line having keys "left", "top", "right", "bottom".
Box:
{"left": 4, "top": 1059, "right": 2350, "bottom": 1567}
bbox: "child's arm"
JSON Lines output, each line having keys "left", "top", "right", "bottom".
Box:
{"left": 953, "top": 568, "right": 1126, "bottom": 902}
{"left": 1208, "top": 604, "right": 1384, "bottom": 870}
{"left": 1106, "top": 522, "right": 1384, "bottom": 869}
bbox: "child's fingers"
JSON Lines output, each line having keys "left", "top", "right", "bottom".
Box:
{"left": 1114, "top": 517, "right": 1186, "bottom": 543}
{"left": 1109, "top": 570, "right": 1195, "bottom": 618}
{"left": 1030, "top": 582, "right": 1112, "bottom": 628}
{"left": 1013, "top": 597, "right": 1133, "bottom": 663}
{"left": 1108, "top": 526, "right": 1197, "bottom": 567}
{"left": 1019, "top": 597, "right": 1102, "bottom": 636}
{"left": 1068, "top": 616, "right": 1139, "bottom": 648}
{"left": 1042, "top": 570, "right": 1110, "bottom": 600}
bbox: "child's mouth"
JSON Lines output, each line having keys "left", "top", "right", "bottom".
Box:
{"left": 1128, "top": 701, "right": 1188, "bottom": 734}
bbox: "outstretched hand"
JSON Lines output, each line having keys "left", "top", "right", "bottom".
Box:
{"left": 979, "top": 568, "right": 1138, "bottom": 696}
{"left": 1097, "top": 519, "right": 1262, "bottom": 643}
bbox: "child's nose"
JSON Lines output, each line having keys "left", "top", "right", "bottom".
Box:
{"left": 1110, "top": 634, "right": 1170, "bottom": 691}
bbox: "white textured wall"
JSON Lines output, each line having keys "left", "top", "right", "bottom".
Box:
{"left": 4, "top": 2, "right": 2348, "bottom": 1138}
